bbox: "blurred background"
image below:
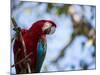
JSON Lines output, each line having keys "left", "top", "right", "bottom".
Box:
{"left": 11, "top": 0, "right": 96, "bottom": 74}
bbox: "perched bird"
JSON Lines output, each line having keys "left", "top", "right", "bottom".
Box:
{"left": 12, "top": 20, "right": 56, "bottom": 74}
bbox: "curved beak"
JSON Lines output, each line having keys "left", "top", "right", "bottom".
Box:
{"left": 49, "top": 26, "right": 56, "bottom": 34}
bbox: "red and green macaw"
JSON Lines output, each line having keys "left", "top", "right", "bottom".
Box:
{"left": 12, "top": 19, "right": 56, "bottom": 74}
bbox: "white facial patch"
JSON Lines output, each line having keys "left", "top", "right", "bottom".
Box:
{"left": 42, "top": 22, "right": 52, "bottom": 31}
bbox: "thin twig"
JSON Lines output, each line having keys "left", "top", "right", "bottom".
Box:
{"left": 11, "top": 17, "right": 31, "bottom": 73}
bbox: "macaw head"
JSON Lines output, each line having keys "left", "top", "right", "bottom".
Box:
{"left": 42, "top": 20, "right": 56, "bottom": 35}
{"left": 29, "top": 20, "right": 56, "bottom": 36}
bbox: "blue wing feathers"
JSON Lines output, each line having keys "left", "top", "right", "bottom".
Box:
{"left": 36, "top": 39, "right": 45, "bottom": 72}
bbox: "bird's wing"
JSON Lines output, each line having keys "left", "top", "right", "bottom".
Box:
{"left": 36, "top": 39, "right": 47, "bottom": 72}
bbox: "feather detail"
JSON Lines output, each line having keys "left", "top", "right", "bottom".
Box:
{"left": 36, "top": 35, "right": 47, "bottom": 72}
{"left": 12, "top": 19, "right": 56, "bottom": 74}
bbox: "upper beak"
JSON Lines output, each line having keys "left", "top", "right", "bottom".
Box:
{"left": 49, "top": 26, "right": 56, "bottom": 34}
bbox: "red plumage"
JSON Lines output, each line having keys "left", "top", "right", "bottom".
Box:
{"left": 13, "top": 20, "right": 56, "bottom": 73}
